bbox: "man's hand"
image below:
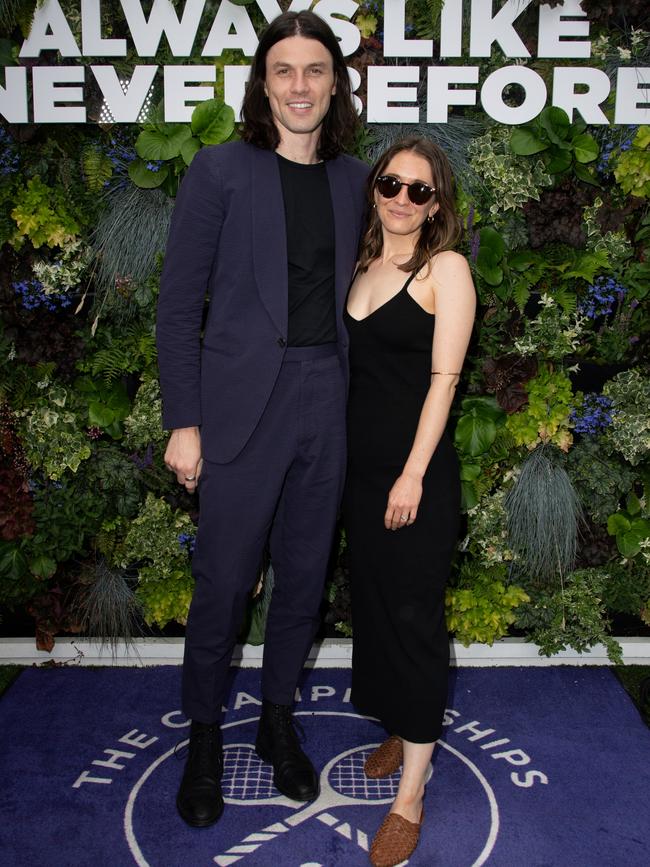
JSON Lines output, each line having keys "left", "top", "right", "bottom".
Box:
{"left": 164, "top": 426, "right": 202, "bottom": 493}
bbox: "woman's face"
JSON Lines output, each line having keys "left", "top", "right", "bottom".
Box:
{"left": 373, "top": 150, "right": 439, "bottom": 241}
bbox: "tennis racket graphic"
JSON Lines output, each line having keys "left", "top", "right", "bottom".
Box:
{"left": 220, "top": 743, "right": 296, "bottom": 807}
{"left": 214, "top": 743, "right": 404, "bottom": 865}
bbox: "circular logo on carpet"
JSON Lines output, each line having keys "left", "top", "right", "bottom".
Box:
{"left": 123, "top": 711, "right": 498, "bottom": 867}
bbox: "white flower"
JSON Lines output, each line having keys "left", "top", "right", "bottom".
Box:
{"left": 617, "top": 47, "right": 632, "bottom": 61}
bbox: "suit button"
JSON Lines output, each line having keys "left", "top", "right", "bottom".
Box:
{"left": 277, "top": 337, "right": 286, "bottom": 348}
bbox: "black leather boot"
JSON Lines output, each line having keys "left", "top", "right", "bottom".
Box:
{"left": 255, "top": 700, "right": 319, "bottom": 801}
{"left": 176, "top": 721, "right": 224, "bottom": 828}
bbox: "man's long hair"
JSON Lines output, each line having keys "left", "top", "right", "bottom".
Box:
{"left": 358, "top": 137, "right": 462, "bottom": 275}
{"left": 240, "top": 10, "right": 360, "bottom": 160}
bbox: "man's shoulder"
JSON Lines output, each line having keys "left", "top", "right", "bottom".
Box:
{"left": 196, "top": 139, "right": 256, "bottom": 169}
{"left": 335, "top": 153, "right": 370, "bottom": 179}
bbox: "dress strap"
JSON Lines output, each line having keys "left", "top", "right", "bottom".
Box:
{"left": 401, "top": 272, "right": 418, "bottom": 292}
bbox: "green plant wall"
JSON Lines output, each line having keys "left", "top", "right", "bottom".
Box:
{"left": 1, "top": 0, "right": 649, "bottom": 660}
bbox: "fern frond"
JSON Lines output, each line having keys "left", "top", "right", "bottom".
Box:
{"left": 82, "top": 147, "right": 113, "bottom": 193}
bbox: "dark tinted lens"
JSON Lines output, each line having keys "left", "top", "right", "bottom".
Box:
{"left": 408, "top": 183, "right": 434, "bottom": 205}
{"left": 375, "top": 175, "right": 401, "bottom": 199}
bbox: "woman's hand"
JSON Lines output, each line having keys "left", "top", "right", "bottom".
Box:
{"left": 385, "top": 472, "right": 423, "bottom": 530}
{"left": 164, "top": 426, "right": 202, "bottom": 493}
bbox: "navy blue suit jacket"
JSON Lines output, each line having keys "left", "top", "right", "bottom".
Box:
{"left": 157, "top": 140, "right": 369, "bottom": 463}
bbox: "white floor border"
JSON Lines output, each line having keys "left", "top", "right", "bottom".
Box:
{"left": 1, "top": 636, "right": 649, "bottom": 667}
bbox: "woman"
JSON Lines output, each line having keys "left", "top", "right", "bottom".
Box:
{"left": 343, "top": 136, "right": 475, "bottom": 867}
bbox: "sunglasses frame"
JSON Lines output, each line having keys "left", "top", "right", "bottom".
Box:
{"left": 374, "top": 174, "right": 436, "bottom": 206}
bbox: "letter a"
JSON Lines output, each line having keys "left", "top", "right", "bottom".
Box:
{"left": 20, "top": 0, "right": 81, "bottom": 57}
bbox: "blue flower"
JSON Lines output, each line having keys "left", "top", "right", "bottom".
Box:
{"left": 570, "top": 393, "right": 613, "bottom": 435}
{"left": 178, "top": 533, "right": 196, "bottom": 555}
{"left": 579, "top": 276, "right": 627, "bottom": 319}
{"left": 13, "top": 279, "right": 73, "bottom": 312}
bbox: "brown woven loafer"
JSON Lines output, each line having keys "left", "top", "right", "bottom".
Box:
{"left": 364, "top": 736, "right": 403, "bottom": 779}
{"left": 369, "top": 808, "right": 424, "bottom": 867}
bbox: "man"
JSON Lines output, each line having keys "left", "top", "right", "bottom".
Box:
{"left": 157, "top": 10, "right": 368, "bottom": 828}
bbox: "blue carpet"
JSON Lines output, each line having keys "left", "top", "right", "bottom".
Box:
{"left": 0, "top": 665, "right": 648, "bottom": 866}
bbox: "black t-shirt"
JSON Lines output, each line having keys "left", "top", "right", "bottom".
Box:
{"left": 277, "top": 153, "right": 336, "bottom": 346}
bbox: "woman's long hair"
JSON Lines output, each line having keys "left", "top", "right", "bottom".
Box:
{"left": 240, "top": 11, "right": 360, "bottom": 160}
{"left": 358, "top": 136, "right": 462, "bottom": 274}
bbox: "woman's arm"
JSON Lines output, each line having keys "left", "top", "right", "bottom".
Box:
{"left": 384, "top": 251, "right": 476, "bottom": 530}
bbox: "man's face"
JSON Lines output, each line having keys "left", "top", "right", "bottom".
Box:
{"left": 264, "top": 36, "right": 336, "bottom": 142}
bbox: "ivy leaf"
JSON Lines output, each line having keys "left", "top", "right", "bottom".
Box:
{"left": 626, "top": 492, "right": 641, "bottom": 516}
{"left": 510, "top": 127, "right": 547, "bottom": 155}
{"left": 29, "top": 555, "right": 57, "bottom": 579}
{"left": 0, "top": 543, "right": 28, "bottom": 581}
{"left": 191, "top": 99, "right": 235, "bottom": 144}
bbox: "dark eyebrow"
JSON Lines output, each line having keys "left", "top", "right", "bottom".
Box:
{"left": 269, "top": 61, "right": 328, "bottom": 70}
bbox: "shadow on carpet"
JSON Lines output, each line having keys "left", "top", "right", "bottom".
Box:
{"left": 1, "top": 666, "right": 649, "bottom": 866}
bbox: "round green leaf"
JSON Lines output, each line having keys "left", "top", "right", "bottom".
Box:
{"left": 181, "top": 136, "right": 202, "bottom": 166}
{"left": 461, "top": 480, "right": 480, "bottom": 512}
{"left": 455, "top": 412, "right": 497, "bottom": 457}
{"left": 572, "top": 133, "right": 599, "bottom": 164}
{"left": 29, "top": 555, "right": 57, "bottom": 579}
{"left": 539, "top": 106, "right": 570, "bottom": 141}
{"left": 479, "top": 226, "right": 505, "bottom": 258}
{"left": 510, "top": 127, "right": 547, "bottom": 156}
{"left": 607, "top": 513, "right": 631, "bottom": 536}
{"left": 545, "top": 148, "right": 573, "bottom": 174}
{"left": 89, "top": 401, "right": 116, "bottom": 428}
{"left": 460, "top": 462, "right": 482, "bottom": 482}
{"left": 573, "top": 162, "right": 599, "bottom": 186}
{"left": 460, "top": 396, "right": 505, "bottom": 423}
{"left": 191, "top": 99, "right": 235, "bottom": 144}
{"left": 617, "top": 529, "right": 645, "bottom": 559}
{"left": 136, "top": 125, "right": 192, "bottom": 160}
{"left": 128, "top": 159, "right": 169, "bottom": 189}
{"left": 476, "top": 249, "right": 503, "bottom": 286}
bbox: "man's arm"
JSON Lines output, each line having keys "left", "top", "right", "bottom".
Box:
{"left": 157, "top": 146, "right": 225, "bottom": 430}
{"left": 157, "top": 146, "right": 225, "bottom": 490}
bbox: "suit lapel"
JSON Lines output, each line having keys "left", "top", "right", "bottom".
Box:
{"left": 251, "top": 146, "right": 288, "bottom": 336}
{"left": 326, "top": 157, "right": 358, "bottom": 344}
{"left": 251, "top": 148, "right": 359, "bottom": 342}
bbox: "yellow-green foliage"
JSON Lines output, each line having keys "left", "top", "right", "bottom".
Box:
{"left": 506, "top": 365, "right": 573, "bottom": 452}
{"left": 121, "top": 493, "right": 195, "bottom": 628}
{"left": 614, "top": 126, "right": 650, "bottom": 198}
{"left": 446, "top": 571, "right": 530, "bottom": 646}
{"left": 11, "top": 177, "right": 81, "bottom": 248}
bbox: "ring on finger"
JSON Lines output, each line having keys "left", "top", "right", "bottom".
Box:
{"left": 399, "top": 514, "right": 408, "bottom": 522}
{"left": 185, "top": 475, "right": 196, "bottom": 482}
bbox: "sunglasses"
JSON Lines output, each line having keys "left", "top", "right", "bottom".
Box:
{"left": 375, "top": 174, "right": 436, "bottom": 206}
